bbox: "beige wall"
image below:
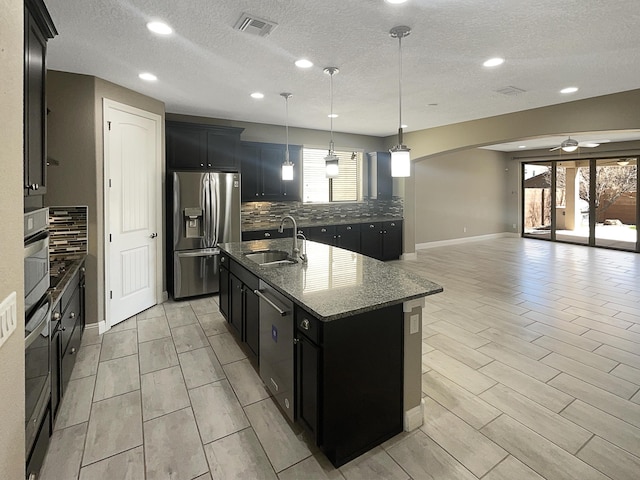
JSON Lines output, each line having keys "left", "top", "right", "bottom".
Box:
{"left": 0, "top": 0, "right": 26, "bottom": 477}
{"left": 414, "top": 149, "right": 511, "bottom": 244}
{"left": 46, "top": 71, "right": 165, "bottom": 325}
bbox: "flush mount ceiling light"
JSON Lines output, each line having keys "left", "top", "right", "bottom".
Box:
{"left": 281, "top": 93, "right": 294, "bottom": 181}
{"left": 138, "top": 72, "right": 157, "bottom": 82}
{"left": 389, "top": 25, "right": 412, "bottom": 178}
{"left": 324, "top": 67, "right": 340, "bottom": 178}
{"left": 146, "top": 21, "right": 173, "bottom": 35}
{"left": 483, "top": 57, "right": 504, "bottom": 67}
{"left": 295, "top": 59, "right": 313, "bottom": 68}
{"left": 560, "top": 86, "right": 579, "bottom": 94}
{"left": 250, "top": 92, "right": 264, "bottom": 99}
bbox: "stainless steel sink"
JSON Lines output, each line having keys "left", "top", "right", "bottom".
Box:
{"left": 243, "top": 250, "right": 297, "bottom": 266}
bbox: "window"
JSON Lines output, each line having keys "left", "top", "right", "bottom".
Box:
{"left": 302, "top": 148, "right": 362, "bottom": 202}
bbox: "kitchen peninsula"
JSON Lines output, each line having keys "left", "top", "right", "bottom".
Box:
{"left": 218, "top": 238, "right": 443, "bottom": 467}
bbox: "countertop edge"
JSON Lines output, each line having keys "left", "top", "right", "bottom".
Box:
{"left": 49, "top": 256, "right": 86, "bottom": 307}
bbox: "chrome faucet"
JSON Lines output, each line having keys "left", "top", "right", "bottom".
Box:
{"left": 296, "top": 233, "right": 308, "bottom": 264}
{"left": 278, "top": 215, "right": 302, "bottom": 262}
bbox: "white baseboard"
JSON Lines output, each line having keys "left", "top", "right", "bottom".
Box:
{"left": 404, "top": 399, "right": 424, "bottom": 431}
{"left": 97, "top": 320, "right": 109, "bottom": 334}
{"left": 400, "top": 252, "right": 417, "bottom": 261}
{"left": 416, "top": 232, "right": 517, "bottom": 250}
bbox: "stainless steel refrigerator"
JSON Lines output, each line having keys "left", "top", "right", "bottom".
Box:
{"left": 171, "top": 171, "right": 241, "bottom": 299}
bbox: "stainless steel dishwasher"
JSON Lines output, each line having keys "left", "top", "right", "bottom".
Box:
{"left": 255, "top": 280, "right": 295, "bottom": 422}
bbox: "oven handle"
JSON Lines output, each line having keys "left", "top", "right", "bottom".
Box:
{"left": 24, "top": 231, "right": 49, "bottom": 258}
{"left": 25, "top": 293, "right": 52, "bottom": 348}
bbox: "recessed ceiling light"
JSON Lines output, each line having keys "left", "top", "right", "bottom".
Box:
{"left": 250, "top": 92, "right": 264, "bottom": 99}
{"left": 139, "top": 72, "right": 157, "bottom": 82}
{"left": 560, "top": 86, "right": 578, "bottom": 94}
{"left": 328, "top": 113, "right": 339, "bottom": 118}
{"left": 483, "top": 57, "right": 505, "bottom": 67}
{"left": 518, "top": 145, "right": 527, "bottom": 149}
{"left": 385, "top": 0, "right": 408, "bottom": 4}
{"left": 146, "top": 21, "right": 173, "bottom": 35}
{"left": 295, "top": 59, "right": 313, "bottom": 68}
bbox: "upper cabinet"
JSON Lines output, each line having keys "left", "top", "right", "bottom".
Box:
{"left": 367, "top": 151, "right": 392, "bottom": 199}
{"left": 166, "top": 121, "right": 243, "bottom": 171}
{"left": 240, "top": 141, "right": 302, "bottom": 202}
{"left": 24, "top": 0, "right": 57, "bottom": 196}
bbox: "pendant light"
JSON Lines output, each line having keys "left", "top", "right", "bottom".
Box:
{"left": 324, "top": 67, "right": 339, "bottom": 178}
{"left": 389, "top": 26, "right": 411, "bottom": 177}
{"left": 281, "top": 93, "right": 294, "bottom": 181}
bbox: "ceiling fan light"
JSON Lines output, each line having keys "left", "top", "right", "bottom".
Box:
{"left": 561, "top": 145, "right": 578, "bottom": 153}
{"left": 617, "top": 160, "right": 630, "bottom": 166}
{"left": 390, "top": 146, "right": 411, "bottom": 177}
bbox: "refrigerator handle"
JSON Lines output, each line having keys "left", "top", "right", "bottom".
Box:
{"left": 213, "top": 175, "right": 220, "bottom": 246}
{"left": 203, "top": 174, "right": 211, "bottom": 247}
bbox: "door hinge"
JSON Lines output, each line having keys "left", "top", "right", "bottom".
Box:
{"left": 107, "top": 121, "right": 111, "bottom": 131}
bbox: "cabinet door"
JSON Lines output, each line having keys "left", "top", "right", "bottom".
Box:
{"left": 308, "top": 226, "right": 336, "bottom": 246}
{"left": 336, "top": 224, "right": 360, "bottom": 252}
{"left": 382, "top": 221, "right": 403, "bottom": 261}
{"left": 244, "top": 286, "right": 259, "bottom": 356}
{"left": 207, "top": 130, "right": 239, "bottom": 170}
{"left": 296, "top": 334, "right": 319, "bottom": 439}
{"left": 219, "top": 262, "right": 230, "bottom": 320}
{"left": 166, "top": 123, "right": 207, "bottom": 169}
{"left": 240, "top": 143, "right": 261, "bottom": 200}
{"left": 24, "top": 9, "right": 47, "bottom": 196}
{"left": 50, "top": 314, "right": 61, "bottom": 420}
{"left": 359, "top": 222, "right": 383, "bottom": 259}
{"left": 260, "top": 143, "right": 285, "bottom": 199}
{"left": 229, "top": 273, "right": 243, "bottom": 336}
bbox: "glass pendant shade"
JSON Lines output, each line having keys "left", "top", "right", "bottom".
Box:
{"left": 325, "top": 152, "right": 339, "bottom": 178}
{"left": 390, "top": 148, "right": 411, "bottom": 177}
{"left": 282, "top": 153, "right": 294, "bottom": 180}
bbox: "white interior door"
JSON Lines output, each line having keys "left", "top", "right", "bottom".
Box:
{"left": 104, "top": 100, "right": 162, "bottom": 327}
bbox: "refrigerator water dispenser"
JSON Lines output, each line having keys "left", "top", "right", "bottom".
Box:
{"left": 184, "top": 207, "right": 203, "bottom": 238}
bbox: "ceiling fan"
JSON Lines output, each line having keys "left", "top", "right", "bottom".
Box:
{"left": 549, "top": 136, "right": 600, "bottom": 152}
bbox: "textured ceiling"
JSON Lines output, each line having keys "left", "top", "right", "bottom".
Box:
{"left": 45, "top": 0, "right": 640, "bottom": 137}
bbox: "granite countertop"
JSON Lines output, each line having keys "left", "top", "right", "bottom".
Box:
{"left": 219, "top": 239, "right": 442, "bottom": 322}
{"left": 243, "top": 216, "right": 404, "bottom": 232}
{"left": 49, "top": 256, "right": 86, "bottom": 307}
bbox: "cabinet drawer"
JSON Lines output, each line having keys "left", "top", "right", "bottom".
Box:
{"left": 61, "top": 323, "right": 82, "bottom": 395}
{"left": 60, "top": 286, "right": 80, "bottom": 354}
{"left": 242, "top": 228, "right": 292, "bottom": 241}
{"left": 295, "top": 306, "right": 321, "bottom": 344}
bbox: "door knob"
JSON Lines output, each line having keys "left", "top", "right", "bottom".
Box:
{"left": 150, "top": 232, "right": 158, "bottom": 238}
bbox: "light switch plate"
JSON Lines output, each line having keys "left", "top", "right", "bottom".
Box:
{"left": 0, "top": 292, "right": 18, "bottom": 349}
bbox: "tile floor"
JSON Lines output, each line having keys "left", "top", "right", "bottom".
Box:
{"left": 40, "top": 237, "right": 640, "bottom": 479}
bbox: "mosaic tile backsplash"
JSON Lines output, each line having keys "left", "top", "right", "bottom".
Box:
{"left": 49, "top": 206, "right": 88, "bottom": 262}
{"left": 241, "top": 197, "right": 403, "bottom": 231}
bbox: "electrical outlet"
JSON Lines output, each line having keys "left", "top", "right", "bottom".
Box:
{"left": 0, "top": 292, "right": 18, "bottom": 349}
{"left": 410, "top": 314, "right": 420, "bottom": 335}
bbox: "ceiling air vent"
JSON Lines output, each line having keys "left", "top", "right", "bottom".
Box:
{"left": 234, "top": 13, "right": 278, "bottom": 37}
{"left": 495, "top": 86, "right": 527, "bottom": 96}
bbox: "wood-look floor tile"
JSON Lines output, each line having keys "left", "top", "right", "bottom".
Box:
{"left": 526, "top": 322, "right": 602, "bottom": 351}
{"left": 189, "top": 380, "right": 249, "bottom": 444}
{"left": 593, "top": 344, "right": 640, "bottom": 370}
{"left": 533, "top": 336, "right": 619, "bottom": 372}
{"left": 477, "top": 342, "right": 560, "bottom": 382}
{"left": 144, "top": 407, "right": 209, "bottom": 480}
{"left": 521, "top": 310, "right": 587, "bottom": 335}
{"left": 40, "top": 423, "right": 87, "bottom": 480}
{"left": 577, "top": 435, "right": 640, "bottom": 480}
{"left": 564, "top": 305, "right": 626, "bottom": 323}
{"left": 83, "top": 391, "right": 143, "bottom": 466}
{"left": 339, "top": 446, "right": 408, "bottom": 480}
{"left": 205, "top": 428, "right": 277, "bottom": 480}
{"left": 479, "top": 361, "right": 573, "bottom": 413}
{"left": 244, "top": 398, "right": 313, "bottom": 473}
{"left": 427, "top": 320, "right": 491, "bottom": 348}
{"left": 478, "top": 328, "right": 549, "bottom": 360}
{"left": 584, "top": 330, "right": 639, "bottom": 355}
{"left": 519, "top": 301, "right": 579, "bottom": 323}
{"left": 482, "top": 456, "right": 544, "bottom": 480}
{"left": 541, "top": 353, "right": 637, "bottom": 399}
{"left": 480, "top": 414, "right": 609, "bottom": 480}
{"left": 424, "top": 334, "right": 493, "bottom": 369}
{"left": 479, "top": 384, "right": 591, "bottom": 454}
{"left": 422, "top": 371, "right": 501, "bottom": 429}
{"left": 141, "top": 365, "right": 190, "bottom": 421}
{"left": 611, "top": 364, "right": 640, "bottom": 387}
{"left": 79, "top": 446, "right": 144, "bottom": 480}
{"left": 420, "top": 397, "right": 507, "bottom": 477}
{"left": 548, "top": 373, "right": 640, "bottom": 429}
{"left": 476, "top": 305, "right": 535, "bottom": 329}
{"left": 574, "top": 317, "right": 639, "bottom": 339}
{"left": 422, "top": 350, "right": 496, "bottom": 395}
{"left": 385, "top": 430, "right": 477, "bottom": 480}
{"left": 560, "top": 399, "right": 640, "bottom": 457}
{"left": 178, "top": 346, "right": 226, "bottom": 389}
{"left": 429, "top": 308, "right": 488, "bottom": 333}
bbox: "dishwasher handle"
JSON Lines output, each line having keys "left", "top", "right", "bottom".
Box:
{"left": 254, "top": 289, "right": 290, "bottom": 316}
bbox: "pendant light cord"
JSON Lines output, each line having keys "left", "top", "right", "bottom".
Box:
{"left": 398, "top": 33, "right": 403, "bottom": 144}
{"left": 329, "top": 71, "right": 335, "bottom": 150}
{"left": 285, "top": 95, "right": 290, "bottom": 162}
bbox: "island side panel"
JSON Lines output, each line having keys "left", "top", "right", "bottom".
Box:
{"left": 403, "top": 298, "right": 426, "bottom": 431}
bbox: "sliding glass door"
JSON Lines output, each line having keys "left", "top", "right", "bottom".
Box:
{"left": 523, "top": 162, "right": 552, "bottom": 239}
{"left": 554, "top": 160, "right": 589, "bottom": 245}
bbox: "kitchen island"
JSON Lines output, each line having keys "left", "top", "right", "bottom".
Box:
{"left": 218, "top": 238, "right": 443, "bottom": 467}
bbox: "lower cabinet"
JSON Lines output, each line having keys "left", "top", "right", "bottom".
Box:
{"left": 295, "top": 303, "right": 404, "bottom": 467}
{"left": 219, "top": 257, "right": 230, "bottom": 320}
{"left": 359, "top": 220, "right": 403, "bottom": 260}
{"left": 229, "top": 273, "right": 243, "bottom": 336}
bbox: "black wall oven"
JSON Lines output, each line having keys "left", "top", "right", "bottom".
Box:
{"left": 24, "top": 207, "right": 52, "bottom": 478}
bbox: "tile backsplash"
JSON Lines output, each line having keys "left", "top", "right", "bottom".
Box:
{"left": 241, "top": 197, "right": 403, "bottom": 230}
{"left": 49, "top": 206, "right": 88, "bottom": 261}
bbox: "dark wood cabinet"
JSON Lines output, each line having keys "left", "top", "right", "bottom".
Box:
{"left": 306, "top": 225, "right": 335, "bottom": 246}
{"left": 243, "top": 286, "right": 260, "bottom": 357}
{"left": 359, "top": 222, "right": 383, "bottom": 259}
{"left": 219, "top": 256, "right": 230, "bottom": 320}
{"left": 166, "top": 121, "right": 243, "bottom": 171}
{"left": 242, "top": 228, "right": 292, "bottom": 241}
{"left": 367, "top": 151, "right": 392, "bottom": 199}
{"left": 229, "top": 273, "right": 243, "bottom": 336}
{"left": 335, "top": 224, "right": 360, "bottom": 251}
{"left": 359, "top": 220, "right": 403, "bottom": 260}
{"left": 240, "top": 141, "right": 302, "bottom": 201}
{"left": 296, "top": 333, "right": 319, "bottom": 438}
{"left": 24, "top": 0, "right": 56, "bottom": 196}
